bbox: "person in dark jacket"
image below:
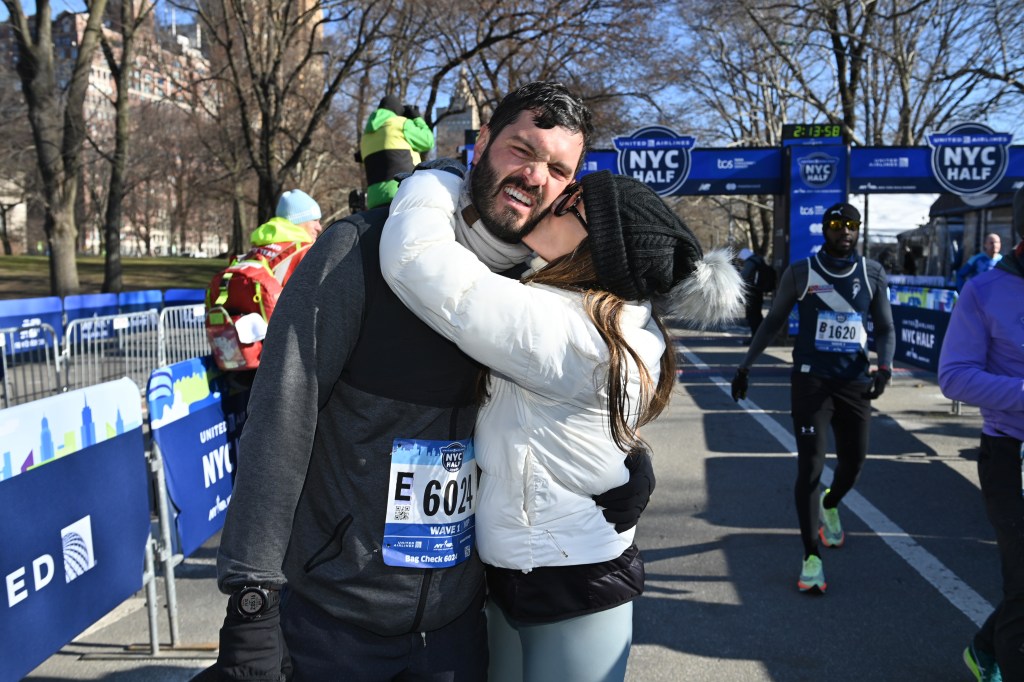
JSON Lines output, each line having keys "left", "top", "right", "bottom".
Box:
{"left": 195, "top": 82, "right": 655, "bottom": 682}
{"left": 358, "top": 95, "right": 435, "bottom": 209}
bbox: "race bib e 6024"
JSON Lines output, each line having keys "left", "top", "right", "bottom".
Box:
{"left": 383, "top": 438, "right": 476, "bottom": 569}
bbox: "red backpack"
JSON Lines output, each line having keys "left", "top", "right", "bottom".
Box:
{"left": 204, "top": 242, "right": 306, "bottom": 371}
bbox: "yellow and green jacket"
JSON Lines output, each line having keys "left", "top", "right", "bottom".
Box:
{"left": 360, "top": 108, "right": 434, "bottom": 209}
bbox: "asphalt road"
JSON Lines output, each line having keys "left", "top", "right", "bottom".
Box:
{"left": 23, "top": 328, "right": 996, "bottom": 682}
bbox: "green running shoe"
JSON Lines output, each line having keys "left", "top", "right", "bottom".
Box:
{"left": 819, "top": 489, "right": 845, "bottom": 547}
{"left": 797, "top": 555, "right": 826, "bottom": 593}
{"left": 963, "top": 643, "right": 1003, "bottom": 682}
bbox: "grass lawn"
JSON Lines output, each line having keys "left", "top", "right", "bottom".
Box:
{"left": 0, "top": 255, "right": 228, "bottom": 300}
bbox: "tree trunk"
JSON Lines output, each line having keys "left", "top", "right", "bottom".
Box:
{"left": 0, "top": 205, "right": 13, "bottom": 255}
{"left": 231, "top": 189, "right": 246, "bottom": 256}
{"left": 3, "top": 0, "right": 110, "bottom": 296}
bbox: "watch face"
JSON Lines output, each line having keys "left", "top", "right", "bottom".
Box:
{"left": 238, "top": 589, "right": 265, "bottom": 616}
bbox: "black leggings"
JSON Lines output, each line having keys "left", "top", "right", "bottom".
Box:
{"left": 790, "top": 371, "right": 872, "bottom": 557}
{"left": 974, "top": 432, "right": 1024, "bottom": 680}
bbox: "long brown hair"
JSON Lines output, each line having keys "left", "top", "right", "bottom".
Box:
{"left": 478, "top": 238, "right": 676, "bottom": 454}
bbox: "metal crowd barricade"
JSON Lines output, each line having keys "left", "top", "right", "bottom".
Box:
{"left": 0, "top": 322, "right": 63, "bottom": 408}
{"left": 158, "top": 303, "right": 209, "bottom": 367}
{"left": 62, "top": 310, "right": 161, "bottom": 393}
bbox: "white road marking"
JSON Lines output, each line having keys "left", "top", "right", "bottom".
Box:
{"left": 680, "top": 345, "right": 992, "bottom": 626}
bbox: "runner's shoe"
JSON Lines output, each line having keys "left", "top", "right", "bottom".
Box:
{"left": 963, "top": 643, "right": 1003, "bottom": 682}
{"left": 819, "top": 489, "right": 845, "bottom": 547}
{"left": 797, "top": 555, "right": 826, "bottom": 593}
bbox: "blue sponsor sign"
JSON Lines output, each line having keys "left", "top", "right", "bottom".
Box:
{"left": 612, "top": 126, "right": 695, "bottom": 196}
{"left": 891, "top": 305, "right": 951, "bottom": 372}
{"left": 788, "top": 144, "right": 848, "bottom": 265}
{"left": 0, "top": 378, "right": 149, "bottom": 682}
{"left": 928, "top": 123, "right": 1012, "bottom": 196}
{"left": 147, "top": 357, "right": 248, "bottom": 557}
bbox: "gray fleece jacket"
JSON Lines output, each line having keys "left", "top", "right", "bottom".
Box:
{"left": 216, "top": 205, "right": 486, "bottom": 636}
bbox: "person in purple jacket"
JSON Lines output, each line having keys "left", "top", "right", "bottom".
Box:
{"left": 939, "top": 185, "right": 1024, "bottom": 682}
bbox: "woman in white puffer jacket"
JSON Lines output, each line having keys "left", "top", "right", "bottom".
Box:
{"left": 381, "top": 167, "right": 743, "bottom": 682}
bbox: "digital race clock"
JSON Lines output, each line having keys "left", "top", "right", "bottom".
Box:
{"left": 782, "top": 123, "right": 843, "bottom": 141}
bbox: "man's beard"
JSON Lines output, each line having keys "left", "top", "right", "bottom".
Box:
{"left": 470, "top": 148, "right": 548, "bottom": 244}
{"left": 825, "top": 236, "right": 857, "bottom": 259}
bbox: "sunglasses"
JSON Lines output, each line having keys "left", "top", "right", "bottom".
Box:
{"left": 824, "top": 218, "right": 860, "bottom": 233}
{"left": 552, "top": 183, "right": 588, "bottom": 230}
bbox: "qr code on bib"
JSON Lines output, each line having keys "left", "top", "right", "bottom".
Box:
{"left": 394, "top": 505, "right": 411, "bottom": 521}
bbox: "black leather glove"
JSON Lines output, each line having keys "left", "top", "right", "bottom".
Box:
{"left": 402, "top": 104, "right": 421, "bottom": 119}
{"left": 862, "top": 367, "right": 892, "bottom": 400}
{"left": 594, "top": 448, "right": 656, "bottom": 533}
{"left": 731, "top": 367, "right": 749, "bottom": 401}
{"left": 191, "top": 597, "right": 290, "bottom": 682}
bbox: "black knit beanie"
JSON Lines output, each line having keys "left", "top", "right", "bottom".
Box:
{"left": 379, "top": 95, "right": 402, "bottom": 114}
{"left": 581, "top": 170, "right": 704, "bottom": 301}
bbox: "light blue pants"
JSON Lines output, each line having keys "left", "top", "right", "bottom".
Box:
{"left": 486, "top": 599, "right": 633, "bottom": 682}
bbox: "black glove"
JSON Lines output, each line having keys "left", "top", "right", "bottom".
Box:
{"left": 731, "top": 367, "right": 749, "bottom": 401}
{"left": 862, "top": 367, "right": 892, "bottom": 400}
{"left": 402, "top": 104, "right": 421, "bottom": 119}
{"left": 191, "top": 597, "right": 291, "bottom": 682}
{"left": 594, "top": 448, "right": 656, "bottom": 533}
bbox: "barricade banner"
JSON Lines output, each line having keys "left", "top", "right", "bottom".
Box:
{"left": 0, "top": 378, "right": 148, "bottom": 682}
{"left": 163, "top": 288, "right": 207, "bottom": 305}
{"left": 63, "top": 293, "right": 119, "bottom": 325}
{"left": 889, "top": 284, "right": 958, "bottom": 312}
{"left": 118, "top": 289, "right": 163, "bottom": 314}
{"left": 892, "top": 305, "right": 951, "bottom": 372}
{"left": 146, "top": 356, "right": 249, "bottom": 556}
{"left": 0, "top": 296, "right": 64, "bottom": 349}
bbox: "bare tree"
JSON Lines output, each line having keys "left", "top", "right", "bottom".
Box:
{"left": 169, "top": 0, "right": 393, "bottom": 221}
{"left": 2, "top": 0, "right": 110, "bottom": 295}
{"left": 95, "top": 0, "right": 157, "bottom": 291}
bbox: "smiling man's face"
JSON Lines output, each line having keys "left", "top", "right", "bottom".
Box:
{"left": 469, "top": 110, "right": 585, "bottom": 243}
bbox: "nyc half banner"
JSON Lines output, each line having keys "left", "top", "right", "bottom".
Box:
{"left": 0, "top": 378, "right": 148, "bottom": 682}
{"left": 147, "top": 356, "right": 249, "bottom": 557}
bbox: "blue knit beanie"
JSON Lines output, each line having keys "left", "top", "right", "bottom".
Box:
{"left": 276, "top": 190, "right": 321, "bottom": 224}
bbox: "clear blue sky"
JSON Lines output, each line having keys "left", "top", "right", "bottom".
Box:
{"left": 1, "top": 1, "right": 87, "bottom": 20}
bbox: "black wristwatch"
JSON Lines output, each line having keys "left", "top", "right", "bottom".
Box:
{"left": 229, "top": 585, "right": 281, "bottom": 620}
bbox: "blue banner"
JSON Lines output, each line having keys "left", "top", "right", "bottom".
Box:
{"left": 0, "top": 379, "right": 148, "bottom": 682}
{"left": 581, "top": 148, "right": 782, "bottom": 195}
{"left": 163, "top": 288, "right": 207, "bottom": 305}
{"left": 0, "top": 296, "right": 63, "bottom": 349}
{"left": 850, "top": 146, "right": 1024, "bottom": 194}
{"left": 147, "top": 357, "right": 249, "bottom": 557}
{"left": 891, "top": 305, "right": 952, "bottom": 372}
{"left": 118, "top": 289, "right": 163, "bottom": 314}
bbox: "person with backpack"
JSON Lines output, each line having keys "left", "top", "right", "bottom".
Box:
{"left": 358, "top": 95, "right": 435, "bottom": 209}
{"left": 739, "top": 247, "right": 776, "bottom": 341}
{"left": 195, "top": 82, "right": 655, "bottom": 681}
{"left": 204, "top": 190, "right": 321, "bottom": 372}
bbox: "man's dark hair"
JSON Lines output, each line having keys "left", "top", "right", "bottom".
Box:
{"left": 485, "top": 81, "right": 594, "bottom": 171}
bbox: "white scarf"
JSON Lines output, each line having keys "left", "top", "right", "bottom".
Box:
{"left": 454, "top": 171, "right": 532, "bottom": 273}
